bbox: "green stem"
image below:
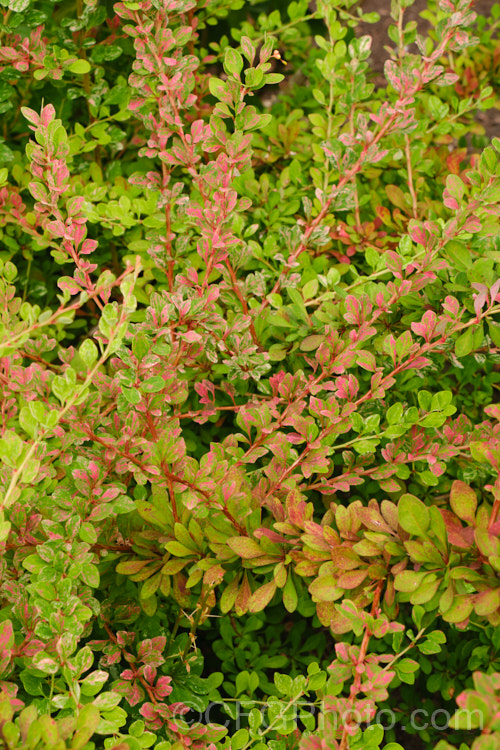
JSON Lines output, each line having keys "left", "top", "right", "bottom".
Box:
{"left": 22, "top": 256, "right": 32, "bottom": 303}
{"left": 166, "top": 610, "right": 183, "bottom": 653}
{"left": 239, "top": 691, "right": 306, "bottom": 750}
{"left": 48, "top": 674, "right": 55, "bottom": 716}
{"left": 383, "top": 628, "right": 426, "bottom": 672}
{"left": 215, "top": 14, "right": 318, "bottom": 59}
{"left": 0, "top": 9, "right": 11, "bottom": 43}
{"left": 1, "top": 264, "right": 134, "bottom": 352}
{"left": 1, "top": 262, "right": 140, "bottom": 509}
{"left": 180, "top": 587, "right": 211, "bottom": 663}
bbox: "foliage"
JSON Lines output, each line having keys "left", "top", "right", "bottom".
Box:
{"left": 0, "top": 0, "right": 500, "bottom": 749}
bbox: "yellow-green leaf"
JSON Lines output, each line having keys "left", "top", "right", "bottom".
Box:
{"left": 69, "top": 60, "right": 91, "bottom": 75}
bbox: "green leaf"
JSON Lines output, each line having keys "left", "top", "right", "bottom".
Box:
{"left": 8, "top": 0, "right": 30, "bottom": 10}
{"left": 19, "top": 455, "right": 39, "bottom": 485}
{"left": 428, "top": 505, "right": 448, "bottom": 553}
{"left": 455, "top": 327, "right": 474, "bottom": 357}
{"left": 140, "top": 376, "right": 164, "bottom": 393}
{"left": 81, "top": 670, "right": 108, "bottom": 696}
{"left": 73, "top": 704, "right": 100, "bottom": 748}
{"left": 132, "top": 333, "right": 150, "bottom": 360}
{"left": 0, "top": 429, "right": 24, "bottom": 467}
{"left": 450, "top": 480, "right": 477, "bottom": 525}
{"left": 282, "top": 573, "right": 298, "bottom": 613}
{"left": 309, "top": 576, "right": 343, "bottom": 602}
{"left": 231, "top": 729, "right": 249, "bottom": 750}
{"left": 141, "top": 571, "right": 161, "bottom": 599}
{"left": 386, "top": 403, "right": 403, "bottom": 424}
{"left": 268, "top": 344, "right": 288, "bottom": 361}
{"left": 141, "top": 594, "right": 157, "bottom": 616}
{"left": 449, "top": 704, "right": 484, "bottom": 730}
{"left": 394, "top": 570, "right": 425, "bottom": 592}
{"left": 240, "top": 36, "right": 256, "bottom": 64}
{"left": 244, "top": 67, "right": 264, "bottom": 89}
{"left": 38, "top": 716, "right": 58, "bottom": 745}
{"left": 264, "top": 73, "right": 284, "bottom": 84}
{"left": 129, "top": 721, "right": 145, "bottom": 738}
{"left": 417, "top": 390, "right": 432, "bottom": 411}
{"left": 430, "top": 390, "right": 453, "bottom": 412}
{"left": 79, "top": 338, "right": 98, "bottom": 368}
{"left": 220, "top": 575, "right": 240, "bottom": 614}
{"left": 32, "top": 652, "right": 59, "bottom": 674}
{"left": 302, "top": 279, "right": 318, "bottom": 300}
{"left": 224, "top": 48, "right": 244, "bottom": 78}
{"left": 300, "top": 334, "right": 326, "bottom": 351}
{"left": 22, "top": 554, "right": 44, "bottom": 573}
{"left": 21, "top": 404, "right": 42, "bottom": 438}
{"left": 122, "top": 386, "right": 141, "bottom": 404}
{"left": 474, "top": 589, "right": 500, "bottom": 616}
{"left": 81, "top": 563, "right": 100, "bottom": 588}
{"left": 363, "top": 725, "right": 384, "bottom": 746}
{"left": 398, "top": 494, "right": 429, "bottom": 538}
{"left": 174, "top": 522, "right": 198, "bottom": 551}
{"left": 227, "top": 537, "right": 263, "bottom": 559}
{"left": 287, "top": 287, "right": 309, "bottom": 323}
{"left": 78, "top": 521, "right": 98, "bottom": 544}
{"left": 69, "top": 60, "right": 92, "bottom": 75}
{"left": 353, "top": 438, "right": 378, "bottom": 454}
{"left": 445, "top": 240, "right": 472, "bottom": 270}
{"left": 417, "top": 639, "right": 442, "bottom": 655}
{"left": 208, "top": 77, "right": 226, "bottom": 100}
{"left": 20, "top": 670, "right": 44, "bottom": 697}
{"left": 165, "top": 541, "right": 195, "bottom": 557}
{"left": 469, "top": 441, "right": 489, "bottom": 463}
{"left": 410, "top": 578, "right": 440, "bottom": 605}
{"left": 395, "top": 658, "right": 419, "bottom": 685}
{"left": 90, "top": 45, "right": 123, "bottom": 63}
{"left": 446, "top": 174, "right": 465, "bottom": 202}
{"left": 275, "top": 673, "right": 292, "bottom": 695}
{"left": 249, "top": 707, "right": 262, "bottom": 732}
{"left": 248, "top": 580, "right": 277, "bottom": 613}
{"left": 442, "top": 595, "right": 474, "bottom": 623}
{"left": 93, "top": 691, "right": 122, "bottom": 710}
{"left": 116, "top": 559, "right": 152, "bottom": 575}
{"left": 488, "top": 320, "right": 500, "bottom": 347}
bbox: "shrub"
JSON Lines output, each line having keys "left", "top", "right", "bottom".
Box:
{"left": 0, "top": 0, "right": 500, "bottom": 749}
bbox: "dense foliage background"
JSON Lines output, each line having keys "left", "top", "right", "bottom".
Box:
{"left": 1, "top": 0, "right": 500, "bottom": 749}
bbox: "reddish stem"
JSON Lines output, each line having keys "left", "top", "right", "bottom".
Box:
{"left": 338, "top": 581, "right": 384, "bottom": 750}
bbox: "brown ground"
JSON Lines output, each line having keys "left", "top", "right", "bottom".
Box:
{"left": 357, "top": 0, "right": 497, "bottom": 74}
{"left": 356, "top": 0, "right": 500, "bottom": 138}
{"left": 351, "top": 4, "right": 498, "bottom": 749}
